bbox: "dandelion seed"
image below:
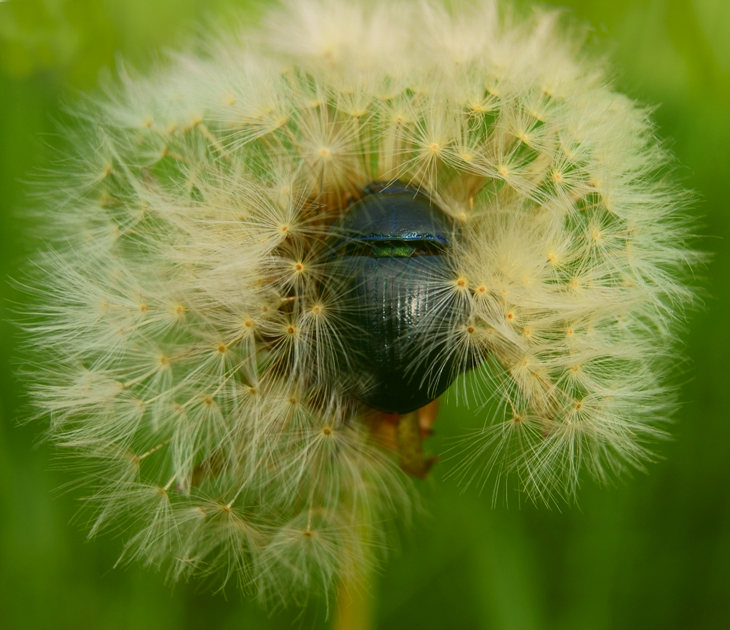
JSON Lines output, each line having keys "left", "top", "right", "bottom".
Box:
{"left": 21, "top": 0, "right": 699, "bottom": 609}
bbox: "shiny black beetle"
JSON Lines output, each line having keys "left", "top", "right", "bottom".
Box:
{"left": 326, "top": 182, "right": 463, "bottom": 414}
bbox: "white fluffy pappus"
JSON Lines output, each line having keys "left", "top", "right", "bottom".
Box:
{"left": 22, "top": 0, "right": 700, "bottom": 607}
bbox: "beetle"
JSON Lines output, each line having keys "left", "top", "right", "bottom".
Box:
{"left": 325, "top": 181, "right": 464, "bottom": 416}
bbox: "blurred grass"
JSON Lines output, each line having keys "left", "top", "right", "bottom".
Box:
{"left": 1, "top": 0, "right": 728, "bottom": 628}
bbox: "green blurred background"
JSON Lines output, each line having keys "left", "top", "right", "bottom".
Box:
{"left": 1, "top": 0, "right": 728, "bottom": 628}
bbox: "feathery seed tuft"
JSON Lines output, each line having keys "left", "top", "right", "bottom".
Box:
{"left": 23, "top": 0, "right": 700, "bottom": 606}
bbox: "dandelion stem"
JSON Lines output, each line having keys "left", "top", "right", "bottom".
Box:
{"left": 331, "top": 584, "right": 373, "bottom": 630}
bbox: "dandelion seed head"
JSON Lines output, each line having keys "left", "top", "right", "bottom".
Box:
{"left": 21, "top": 0, "right": 700, "bottom": 607}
